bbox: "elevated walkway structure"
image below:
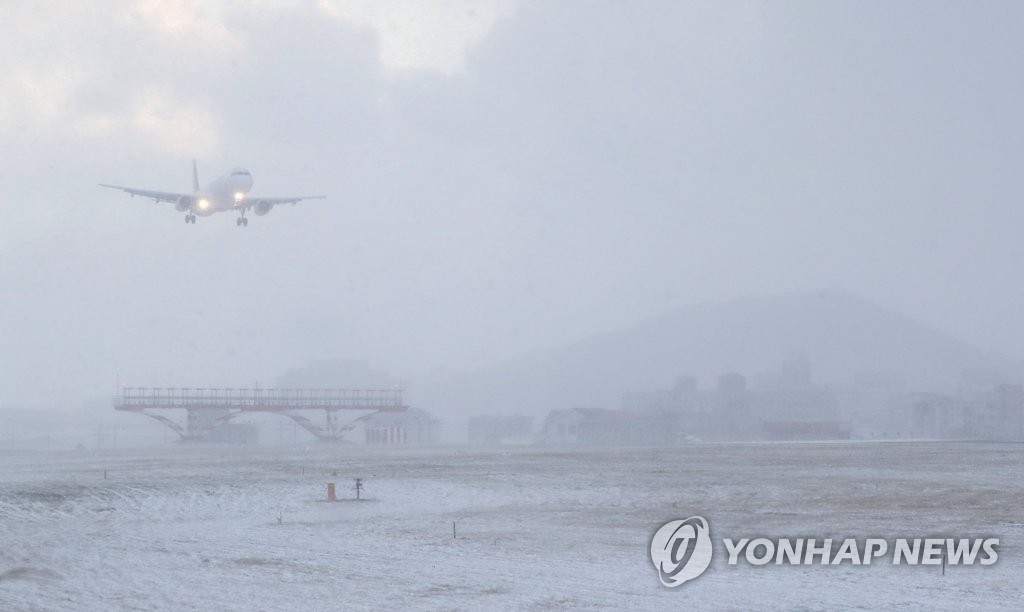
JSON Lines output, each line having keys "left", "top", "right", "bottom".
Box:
{"left": 114, "top": 387, "right": 407, "bottom": 442}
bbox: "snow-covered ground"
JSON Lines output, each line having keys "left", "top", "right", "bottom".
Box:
{"left": 0, "top": 441, "right": 1021, "bottom": 610}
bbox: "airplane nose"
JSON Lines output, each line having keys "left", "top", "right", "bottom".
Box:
{"left": 234, "top": 175, "right": 253, "bottom": 193}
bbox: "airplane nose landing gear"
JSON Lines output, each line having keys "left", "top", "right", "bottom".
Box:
{"left": 236, "top": 214, "right": 248, "bottom": 227}
{"left": 185, "top": 213, "right": 196, "bottom": 224}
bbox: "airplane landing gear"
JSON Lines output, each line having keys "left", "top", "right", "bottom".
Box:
{"left": 185, "top": 213, "right": 196, "bottom": 224}
{"left": 236, "top": 215, "right": 248, "bottom": 227}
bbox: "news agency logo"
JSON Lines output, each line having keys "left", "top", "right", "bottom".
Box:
{"left": 651, "top": 517, "right": 1000, "bottom": 587}
{"left": 719, "top": 536, "right": 999, "bottom": 567}
{"left": 649, "top": 516, "right": 713, "bottom": 587}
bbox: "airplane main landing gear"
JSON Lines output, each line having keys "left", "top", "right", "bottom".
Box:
{"left": 185, "top": 213, "right": 196, "bottom": 224}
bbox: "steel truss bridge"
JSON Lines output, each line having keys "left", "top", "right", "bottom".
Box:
{"left": 114, "top": 387, "right": 407, "bottom": 442}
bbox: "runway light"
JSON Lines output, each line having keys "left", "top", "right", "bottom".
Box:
{"left": 198, "top": 198, "right": 210, "bottom": 210}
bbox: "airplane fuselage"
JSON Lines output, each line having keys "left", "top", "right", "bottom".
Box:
{"left": 189, "top": 167, "right": 254, "bottom": 216}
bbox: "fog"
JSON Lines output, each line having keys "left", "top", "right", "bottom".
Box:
{"left": 2, "top": 1, "right": 1024, "bottom": 421}
{"left": 4, "top": 4, "right": 1024, "bottom": 609}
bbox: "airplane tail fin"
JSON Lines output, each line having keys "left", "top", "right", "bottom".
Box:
{"left": 192, "top": 159, "right": 199, "bottom": 192}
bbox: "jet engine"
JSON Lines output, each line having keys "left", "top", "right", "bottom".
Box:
{"left": 175, "top": 195, "right": 193, "bottom": 212}
{"left": 253, "top": 200, "right": 274, "bottom": 216}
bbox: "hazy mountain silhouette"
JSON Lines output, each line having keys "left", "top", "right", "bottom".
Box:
{"left": 417, "top": 291, "right": 1015, "bottom": 419}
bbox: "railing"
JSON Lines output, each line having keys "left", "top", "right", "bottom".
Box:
{"left": 114, "top": 387, "right": 406, "bottom": 410}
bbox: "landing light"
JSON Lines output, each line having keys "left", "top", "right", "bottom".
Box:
{"left": 198, "top": 198, "right": 210, "bottom": 210}
{"left": 234, "top": 192, "right": 244, "bottom": 201}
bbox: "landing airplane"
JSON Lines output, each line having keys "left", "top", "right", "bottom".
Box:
{"left": 99, "top": 161, "right": 324, "bottom": 226}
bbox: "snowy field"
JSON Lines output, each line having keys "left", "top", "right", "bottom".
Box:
{"left": 0, "top": 441, "right": 1021, "bottom": 611}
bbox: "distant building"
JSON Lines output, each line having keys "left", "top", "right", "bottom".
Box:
{"left": 542, "top": 363, "right": 1024, "bottom": 444}
{"left": 618, "top": 363, "right": 847, "bottom": 441}
{"left": 761, "top": 420, "right": 851, "bottom": 441}
{"left": 540, "top": 407, "right": 682, "bottom": 446}
{"left": 204, "top": 422, "right": 259, "bottom": 444}
{"left": 905, "top": 393, "right": 963, "bottom": 439}
{"left": 886, "top": 382, "right": 1024, "bottom": 441}
{"left": 467, "top": 415, "right": 533, "bottom": 445}
{"left": 363, "top": 407, "right": 439, "bottom": 445}
{"left": 181, "top": 409, "right": 259, "bottom": 444}
{"left": 958, "top": 383, "right": 1023, "bottom": 441}
{"left": 990, "top": 384, "right": 1024, "bottom": 440}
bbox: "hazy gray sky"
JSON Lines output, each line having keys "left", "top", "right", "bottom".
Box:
{"left": 1, "top": 1, "right": 1023, "bottom": 407}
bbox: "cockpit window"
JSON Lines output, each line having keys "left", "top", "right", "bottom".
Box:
{"left": 231, "top": 170, "right": 251, "bottom": 177}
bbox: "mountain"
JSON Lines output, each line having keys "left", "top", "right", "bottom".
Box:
{"left": 414, "top": 291, "right": 1016, "bottom": 419}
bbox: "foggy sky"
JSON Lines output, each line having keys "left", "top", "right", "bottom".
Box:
{"left": 2, "top": 1, "right": 1023, "bottom": 408}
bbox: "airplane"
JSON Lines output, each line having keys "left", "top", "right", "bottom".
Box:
{"left": 99, "top": 161, "right": 324, "bottom": 226}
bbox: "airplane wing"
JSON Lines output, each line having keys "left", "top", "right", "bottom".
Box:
{"left": 98, "top": 184, "right": 188, "bottom": 204}
{"left": 239, "top": 195, "right": 326, "bottom": 209}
